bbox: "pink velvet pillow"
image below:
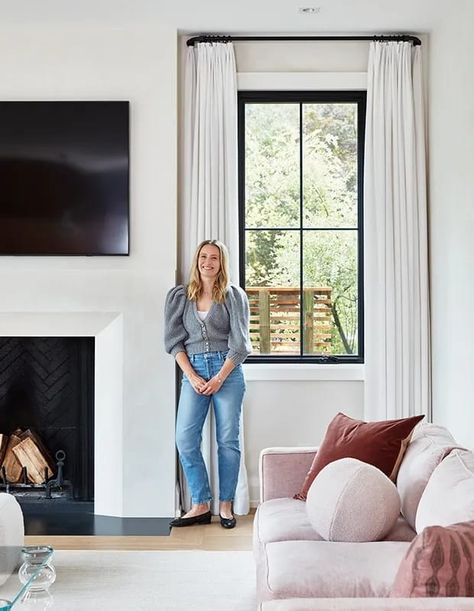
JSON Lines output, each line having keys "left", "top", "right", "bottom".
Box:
{"left": 391, "top": 521, "right": 474, "bottom": 598}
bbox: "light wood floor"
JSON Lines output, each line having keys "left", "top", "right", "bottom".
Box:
{"left": 24, "top": 512, "right": 255, "bottom": 551}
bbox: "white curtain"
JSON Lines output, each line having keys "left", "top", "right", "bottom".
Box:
{"left": 179, "top": 41, "right": 249, "bottom": 516}
{"left": 364, "top": 41, "right": 431, "bottom": 421}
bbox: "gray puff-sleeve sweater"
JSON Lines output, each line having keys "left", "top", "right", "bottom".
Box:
{"left": 164, "top": 284, "right": 252, "bottom": 366}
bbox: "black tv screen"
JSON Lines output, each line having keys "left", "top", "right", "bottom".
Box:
{"left": 0, "top": 101, "right": 129, "bottom": 255}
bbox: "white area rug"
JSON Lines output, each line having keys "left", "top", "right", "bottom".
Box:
{"left": 0, "top": 550, "right": 256, "bottom": 610}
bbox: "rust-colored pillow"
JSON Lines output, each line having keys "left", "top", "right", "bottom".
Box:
{"left": 294, "top": 412, "right": 424, "bottom": 501}
{"left": 391, "top": 521, "right": 474, "bottom": 597}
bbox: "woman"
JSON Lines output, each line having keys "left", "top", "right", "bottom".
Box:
{"left": 165, "top": 239, "right": 252, "bottom": 529}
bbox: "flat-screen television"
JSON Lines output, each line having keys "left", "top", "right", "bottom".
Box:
{"left": 0, "top": 101, "right": 129, "bottom": 255}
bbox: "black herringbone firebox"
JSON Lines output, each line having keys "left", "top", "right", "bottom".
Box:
{"left": 0, "top": 337, "right": 94, "bottom": 504}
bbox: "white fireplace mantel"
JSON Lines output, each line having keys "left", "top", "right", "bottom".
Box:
{"left": 0, "top": 311, "right": 124, "bottom": 517}
{"left": 0, "top": 312, "right": 121, "bottom": 337}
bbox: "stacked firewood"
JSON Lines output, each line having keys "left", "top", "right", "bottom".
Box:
{"left": 0, "top": 429, "right": 56, "bottom": 484}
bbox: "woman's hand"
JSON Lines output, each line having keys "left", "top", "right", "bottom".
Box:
{"left": 188, "top": 371, "right": 208, "bottom": 394}
{"left": 200, "top": 375, "right": 224, "bottom": 396}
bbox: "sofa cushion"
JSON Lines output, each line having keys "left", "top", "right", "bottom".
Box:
{"left": 295, "top": 412, "right": 424, "bottom": 500}
{"left": 260, "top": 540, "right": 410, "bottom": 599}
{"left": 254, "top": 498, "right": 324, "bottom": 546}
{"left": 391, "top": 521, "right": 474, "bottom": 598}
{"left": 416, "top": 450, "right": 474, "bottom": 533}
{"left": 384, "top": 516, "right": 417, "bottom": 542}
{"left": 397, "top": 424, "right": 463, "bottom": 530}
{"left": 254, "top": 498, "right": 416, "bottom": 546}
{"left": 306, "top": 458, "right": 400, "bottom": 542}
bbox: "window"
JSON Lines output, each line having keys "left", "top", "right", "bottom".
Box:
{"left": 238, "top": 91, "right": 366, "bottom": 363}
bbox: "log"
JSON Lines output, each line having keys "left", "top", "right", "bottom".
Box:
{"left": 2, "top": 429, "right": 24, "bottom": 483}
{"left": 0, "top": 434, "right": 8, "bottom": 466}
{"left": 12, "top": 430, "right": 55, "bottom": 484}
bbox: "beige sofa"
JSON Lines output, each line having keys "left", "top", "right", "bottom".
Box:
{"left": 253, "top": 424, "right": 474, "bottom": 610}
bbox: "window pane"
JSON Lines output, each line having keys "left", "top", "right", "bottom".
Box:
{"left": 245, "top": 230, "right": 300, "bottom": 355}
{"left": 303, "top": 104, "right": 357, "bottom": 228}
{"left": 245, "top": 104, "right": 300, "bottom": 228}
{"left": 303, "top": 231, "right": 358, "bottom": 355}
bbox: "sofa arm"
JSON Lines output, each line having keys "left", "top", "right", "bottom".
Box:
{"left": 259, "top": 447, "right": 318, "bottom": 502}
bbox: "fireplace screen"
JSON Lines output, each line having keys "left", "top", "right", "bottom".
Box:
{"left": 0, "top": 337, "right": 94, "bottom": 502}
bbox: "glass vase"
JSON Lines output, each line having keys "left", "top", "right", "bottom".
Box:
{"left": 18, "top": 546, "right": 56, "bottom": 600}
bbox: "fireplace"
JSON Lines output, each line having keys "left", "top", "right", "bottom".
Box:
{"left": 0, "top": 314, "right": 173, "bottom": 534}
{"left": 0, "top": 312, "right": 124, "bottom": 519}
{"left": 0, "top": 337, "right": 94, "bottom": 504}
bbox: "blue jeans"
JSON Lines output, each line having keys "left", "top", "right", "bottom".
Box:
{"left": 176, "top": 351, "right": 246, "bottom": 505}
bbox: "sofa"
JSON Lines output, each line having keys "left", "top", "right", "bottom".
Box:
{"left": 253, "top": 423, "right": 474, "bottom": 610}
{"left": 0, "top": 493, "right": 24, "bottom": 585}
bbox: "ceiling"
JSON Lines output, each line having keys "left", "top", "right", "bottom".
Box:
{"left": 0, "top": 0, "right": 455, "bottom": 31}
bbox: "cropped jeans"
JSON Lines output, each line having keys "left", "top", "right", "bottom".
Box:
{"left": 176, "top": 350, "right": 246, "bottom": 505}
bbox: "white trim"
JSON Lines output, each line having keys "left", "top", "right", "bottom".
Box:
{"left": 237, "top": 71, "right": 367, "bottom": 91}
{"left": 0, "top": 311, "right": 120, "bottom": 336}
{"left": 243, "top": 363, "right": 364, "bottom": 381}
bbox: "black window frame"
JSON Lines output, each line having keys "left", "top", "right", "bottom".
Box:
{"left": 238, "top": 90, "right": 366, "bottom": 364}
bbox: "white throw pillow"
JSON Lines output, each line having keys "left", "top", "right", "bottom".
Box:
{"left": 416, "top": 449, "right": 474, "bottom": 533}
{"left": 396, "top": 423, "right": 463, "bottom": 529}
{"left": 306, "top": 457, "right": 401, "bottom": 542}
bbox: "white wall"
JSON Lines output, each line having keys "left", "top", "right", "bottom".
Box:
{"left": 429, "top": 1, "right": 474, "bottom": 449}
{"left": 243, "top": 379, "right": 363, "bottom": 502}
{"left": 234, "top": 40, "right": 369, "bottom": 72}
{"left": 0, "top": 24, "right": 178, "bottom": 516}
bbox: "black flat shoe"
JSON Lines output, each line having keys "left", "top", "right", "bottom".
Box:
{"left": 219, "top": 514, "right": 236, "bottom": 529}
{"left": 169, "top": 510, "right": 212, "bottom": 528}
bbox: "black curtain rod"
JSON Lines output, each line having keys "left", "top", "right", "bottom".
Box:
{"left": 187, "top": 34, "right": 421, "bottom": 47}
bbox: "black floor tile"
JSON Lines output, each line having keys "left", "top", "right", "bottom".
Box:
{"left": 20, "top": 502, "right": 172, "bottom": 536}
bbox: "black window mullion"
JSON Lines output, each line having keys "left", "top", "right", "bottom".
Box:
{"left": 299, "top": 102, "right": 304, "bottom": 358}
{"left": 246, "top": 226, "right": 358, "bottom": 231}
{"left": 238, "top": 96, "right": 246, "bottom": 288}
{"left": 357, "top": 97, "right": 366, "bottom": 363}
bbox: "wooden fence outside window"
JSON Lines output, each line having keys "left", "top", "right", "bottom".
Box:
{"left": 246, "top": 287, "right": 333, "bottom": 355}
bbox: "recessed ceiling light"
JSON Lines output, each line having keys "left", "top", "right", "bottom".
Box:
{"left": 298, "top": 7, "right": 321, "bottom": 14}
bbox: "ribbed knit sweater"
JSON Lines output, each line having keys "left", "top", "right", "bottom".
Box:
{"left": 164, "top": 284, "right": 252, "bottom": 366}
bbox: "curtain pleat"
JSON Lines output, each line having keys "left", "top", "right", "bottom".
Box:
{"left": 364, "top": 42, "right": 431, "bottom": 421}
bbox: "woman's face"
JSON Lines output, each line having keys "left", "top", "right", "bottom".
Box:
{"left": 198, "top": 244, "right": 221, "bottom": 281}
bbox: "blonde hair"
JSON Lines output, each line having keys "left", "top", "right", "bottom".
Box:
{"left": 187, "top": 240, "right": 230, "bottom": 304}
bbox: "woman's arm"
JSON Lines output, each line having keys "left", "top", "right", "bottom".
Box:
{"left": 164, "top": 286, "right": 206, "bottom": 394}
{"left": 164, "top": 286, "right": 188, "bottom": 357}
{"left": 175, "top": 351, "right": 207, "bottom": 394}
{"left": 200, "top": 357, "right": 235, "bottom": 396}
{"left": 225, "top": 285, "right": 252, "bottom": 366}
